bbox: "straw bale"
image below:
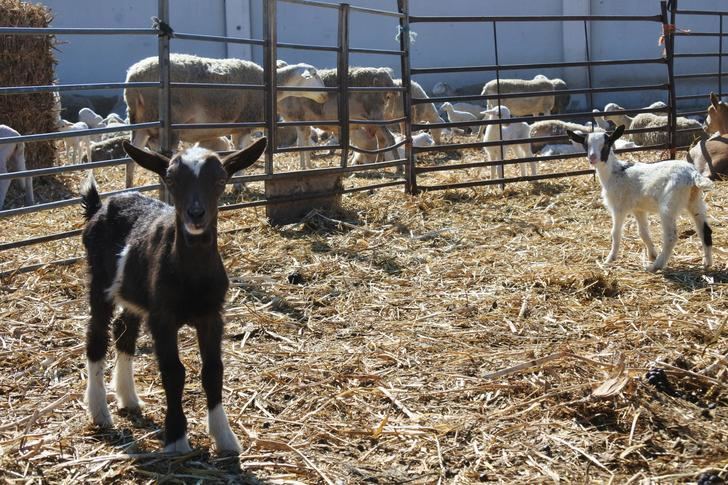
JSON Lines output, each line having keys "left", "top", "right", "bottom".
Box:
{"left": 0, "top": 0, "right": 58, "bottom": 169}
{"left": 0, "top": 141, "right": 726, "bottom": 483}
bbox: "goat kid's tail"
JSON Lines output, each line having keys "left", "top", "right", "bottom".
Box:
{"left": 80, "top": 173, "right": 102, "bottom": 221}
{"left": 693, "top": 172, "right": 714, "bottom": 192}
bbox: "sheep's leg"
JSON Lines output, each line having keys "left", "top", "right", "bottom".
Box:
{"left": 647, "top": 211, "right": 678, "bottom": 272}
{"left": 112, "top": 310, "right": 142, "bottom": 411}
{"left": 85, "top": 281, "right": 115, "bottom": 428}
{"left": 150, "top": 319, "right": 190, "bottom": 453}
{"left": 688, "top": 196, "right": 713, "bottom": 268}
{"left": 0, "top": 156, "right": 9, "bottom": 209}
{"left": 297, "top": 126, "right": 312, "bottom": 170}
{"left": 195, "top": 315, "right": 241, "bottom": 453}
{"left": 633, "top": 211, "right": 657, "bottom": 262}
{"left": 13, "top": 143, "right": 34, "bottom": 206}
{"left": 605, "top": 211, "right": 626, "bottom": 264}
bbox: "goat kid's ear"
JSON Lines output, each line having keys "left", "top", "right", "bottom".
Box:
{"left": 609, "top": 124, "right": 626, "bottom": 143}
{"left": 566, "top": 129, "right": 586, "bottom": 145}
{"left": 222, "top": 137, "right": 267, "bottom": 178}
{"left": 122, "top": 141, "right": 170, "bottom": 177}
{"left": 710, "top": 92, "right": 720, "bottom": 109}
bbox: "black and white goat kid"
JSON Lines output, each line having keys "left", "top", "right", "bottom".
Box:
{"left": 80, "top": 138, "right": 266, "bottom": 453}
{"left": 567, "top": 125, "right": 713, "bottom": 272}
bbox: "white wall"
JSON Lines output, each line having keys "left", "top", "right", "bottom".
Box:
{"left": 36, "top": 0, "right": 727, "bottom": 113}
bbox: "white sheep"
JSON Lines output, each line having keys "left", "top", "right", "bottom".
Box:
{"left": 481, "top": 105, "right": 536, "bottom": 180}
{"left": 534, "top": 75, "right": 569, "bottom": 113}
{"left": 529, "top": 119, "right": 604, "bottom": 154}
{"left": 482, "top": 75, "right": 555, "bottom": 117}
{"left": 441, "top": 102, "right": 479, "bottom": 133}
{"left": 567, "top": 125, "right": 713, "bottom": 272}
{"left": 59, "top": 119, "right": 92, "bottom": 163}
{"left": 0, "top": 125, "right": 34, "bottom": 208}
{"left": 601, "top": 102, "right": 703, "bottom": 147}
{"left": 386, "top": 79, "right": 446, "bottom": 144}
{"left": 79, "top": 107, "right": 104, "bottom": 128}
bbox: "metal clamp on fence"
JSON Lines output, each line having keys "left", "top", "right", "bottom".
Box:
{"left": 151, "top": 16, "right": 174, "bottom": 38}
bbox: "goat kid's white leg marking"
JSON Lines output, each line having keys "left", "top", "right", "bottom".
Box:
{"left": 605, "top": 211, "right": 626, "bottom": 264}
{"left": 86, "top": 359, "right": 112, "bottom": 427}
{"left": 105, "top": 245, "right": 130, "bottom": 302}
{"left": 113, "top": 352, "right": 141, "bottom": 410}
{"left": 634, "top": 211, "right": 657, "bottom": 262}
{"left": 648, "top": 214, "right": 679, "bottom": 272}
{"left": 163, "top": 435, "right": 192, "bottom": 454}
{"left": 208, "top": 404, "right": 241, "bottom": 452}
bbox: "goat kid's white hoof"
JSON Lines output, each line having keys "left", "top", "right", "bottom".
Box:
{"left": 87, "top": 396, "right": 113, "bottom": 428}
{"left": 645, "top": 262, "right": 663, "bottom": 273}
{"left": 208, "top": 404, "right": 241, "bottom": 453}
{"left": 163, "top": 436, "right": 192, "bottom": 454}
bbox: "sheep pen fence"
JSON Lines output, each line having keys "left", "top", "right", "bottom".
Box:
{"left": 0, "top": 0, "right": 722, "bottom": 275}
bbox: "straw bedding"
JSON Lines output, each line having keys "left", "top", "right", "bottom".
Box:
{"left": 0, "top": 0, "right": 58, "bottom": 170}
{"left": 0, "top": 145, "right": 726, "bottom": 483}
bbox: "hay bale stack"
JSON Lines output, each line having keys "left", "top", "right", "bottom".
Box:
{"left": 0, "top": 0, "right": 58, "bottom": 169}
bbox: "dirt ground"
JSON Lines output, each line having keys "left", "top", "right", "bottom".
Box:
{"left": 0, "top": 143, "right": 726, "bottom": 483}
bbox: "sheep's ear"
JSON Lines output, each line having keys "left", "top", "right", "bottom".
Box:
{"left": 566, "top": 129, "right": 586, "bottom": 145}
{"left": 222, "top": 137, "right": 267, "bottom": 177}
{"left": 610, "top": 125, "right": 626, "bottom": 143}
{"left": 122, "top": 141, "right": 170, "bottom": 177}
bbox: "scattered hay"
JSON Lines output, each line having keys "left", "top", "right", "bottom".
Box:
{"left": 0, "top": 145, "right": 726, "bottom": 482}
{"left": 0, "top": 0, "right": 58, "bottom": 169}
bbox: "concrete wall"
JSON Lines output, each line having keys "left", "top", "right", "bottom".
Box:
{"left": 36, "top": 0, "right": 727, "bottom": 114}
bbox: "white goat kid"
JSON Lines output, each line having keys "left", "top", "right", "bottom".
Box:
{"left": 567, "top": 125, "right": 713, "bottom": 272}
{"left": 0, "top": 125, "right": 34, "bottom": 208}
{"left": 481, "top": 105, "right": 536, "bottom": 180}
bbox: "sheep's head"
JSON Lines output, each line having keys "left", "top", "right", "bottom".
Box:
{"left": 122, "top": 138, "right": 266, "bottom": 240}
{"left": 481, "top": 105, "right": 511, "bottom": 120}
{"left": 567, "top": 125, "right": 625, "bottom": 165}
{"left": 705, "top": 92, "right": 728, "bottom": 135}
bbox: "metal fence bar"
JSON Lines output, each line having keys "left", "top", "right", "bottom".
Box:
{"left": 409, "top": 15, "right": 662, "bottom": 23}
{"left": 0, "top": 27, "right": 156, "bottom": 35}
{"left": 418, "top": 83, "right": 670, "bottom": 104}
{"left": 156, "top": 0, "right": 172, "bottom": 199}
{"left": 0, "top": 184, "right": 160, "bottom": 219}
{"left": 414, "top": 106, "right": 670, "bottom": 130}
{"left": 584, "top": 20, "right": 594, "bottom": 112}
{"left": 277, "top": 41, "right": 339, "bottom": 52}
{"left": 169, "top": 82, "right": 266, "bottom": 90}
{"left": 674, "top": 9, "right": 728, "bottom": 16}
{"left": 0, "top": 82, "right": 157, "bottom": 95}
{"left": 337, "top": 3, "right": 350, "bottom": 169}
{"left": 264, "top": 0, "right": 277, "bottom": 174}
{"left": 417, "top": 170, "right": 597, "bottom": 192}
{"left": 674, "top": 32, "right": 728, "bottom": 37}
{"left": 664, "top": 0, "right": 677, "bottom": 159}
{"left": 0, "top": 157, "right": 132, "bottom": 182}
{"left": 172, "top": 32, "right": 264, "bottom": 45}
{"left": 0, "top": 122, "right": 157, "bottom": 145}
{"left": 398, "top": 0, "right": 415, "bottom": 194}
{"left": 674, "top": 72, "right": 728, "bottom": 79}
{"left": 219, "top": 180, "right": 406, "bottom": 212}
{"left": 411, "top": 57, "right": 667, "bottom": 75}
{"left": 492, "top": 21, "right": 505, "bottom": 187}
{"left": 721, "top": 15, "right": 724, "bottom": 97}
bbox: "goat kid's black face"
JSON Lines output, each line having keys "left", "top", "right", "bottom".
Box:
{"left": 567, "top": 125, "right": 625, "bottom": 165}
{"left": 123, "top": 139, "right": 267, "bottom": 237}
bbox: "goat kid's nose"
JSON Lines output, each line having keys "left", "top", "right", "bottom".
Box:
{"left": 187, "top": 204, "right": 205, "bottom": 220}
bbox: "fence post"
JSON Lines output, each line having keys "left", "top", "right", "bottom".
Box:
{"left": 397, "top": 0, "right": 416, "bottom": 194}
{"left": 583, "top": 20, "right": 594, "bottom": 117}
{"left": 263, "top": 0, "right": 277, "bottom": 175}
{"left": 157, "top": 0, "right": 172, "bottom": 202}
{"left": 720, "top": 14, "right": 724, "bottom": 98}
{"left": 337, "top": 4, "right": 350, "bottom": 168}
{"left": 662, "top": 0, "right": 677, "bottom": 159}
{"left": 492, "top": 21, "right": 505, "bottom": 189}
